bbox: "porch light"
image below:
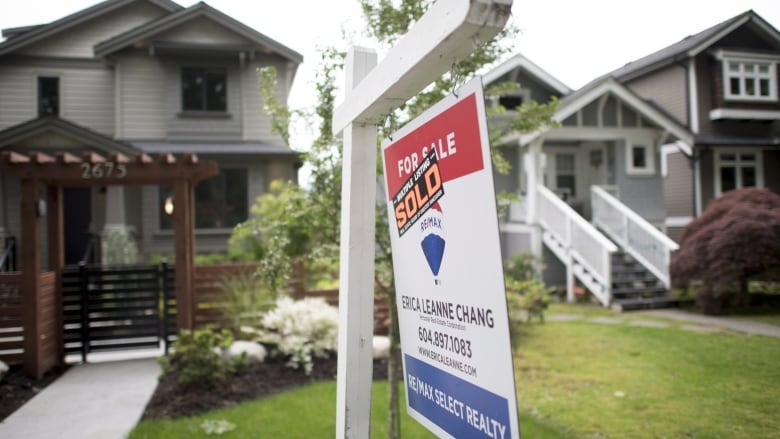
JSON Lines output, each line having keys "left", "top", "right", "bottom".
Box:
{"left": 164, "top": 196, "right": 174, "bottom": 215}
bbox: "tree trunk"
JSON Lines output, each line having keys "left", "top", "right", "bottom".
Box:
{"left": 387, "top": 280, "right": 402, "bottom": 439}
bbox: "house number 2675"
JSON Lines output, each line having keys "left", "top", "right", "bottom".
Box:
{"left": 80, "top": 162, "right": 127, "bottom": 179}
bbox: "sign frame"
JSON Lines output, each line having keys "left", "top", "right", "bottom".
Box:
{"left": 382, "top": 77, "right": 520, "bottom": 439}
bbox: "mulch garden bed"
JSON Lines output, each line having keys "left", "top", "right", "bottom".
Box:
{"left": 141, "top": 356, "right": 390, "bottom": 420}
{"left": 1, "top": 356, "right": 389, "bottom": 423}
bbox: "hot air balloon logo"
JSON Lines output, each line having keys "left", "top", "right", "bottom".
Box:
{"left": 419, "top": 202, "right": 445, "bottom": 279}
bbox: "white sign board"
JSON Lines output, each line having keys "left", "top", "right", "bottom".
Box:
{"left": 382, "top": 78, "right": 519, "bottom": 439}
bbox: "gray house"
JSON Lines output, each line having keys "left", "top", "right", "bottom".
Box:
{"left": 489, "top": 55, "right": 688, "bottom": 310}
{"left": 0, "top": 0, "right": 302, "bottom": 266}
{"left": 489, "top": 10, "right": 779, "bottom": 310}
{"left": 609, "top": 10, "right": 780, "bottom": 240}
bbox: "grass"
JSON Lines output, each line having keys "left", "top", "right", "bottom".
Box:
{"left": 129, "top": 381, "right": 569, "bottom": 438}
{"left": 515, "top": 304, "right": 780, "bottom": 438}
{"left": 130, "top": 303, "right": 780, "bottom": 438}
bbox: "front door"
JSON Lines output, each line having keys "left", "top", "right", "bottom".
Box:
{"left": 64, "top": 187, "right": 91, "bottom": 265}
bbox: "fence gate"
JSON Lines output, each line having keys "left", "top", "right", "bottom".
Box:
{"left": 62, "top": 263, "right": 176, "bottom": 361}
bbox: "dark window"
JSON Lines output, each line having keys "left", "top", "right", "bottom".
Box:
{"left": 498, "top": 95, "right": 524, "bottom": 110}
{"left": 632, "top": 146, "right": 647, "bottom": 169}
{"left": 720, "top": 167, "right": 736, "bottom": 193}
{"left": 181, "top": 67, "right": 227, "bottom": 112}
{"left": 38, "top": 77, "right": 59, "bottom": 116}
{"left": 159, "top": 169, "right": 248, "bottom": 230}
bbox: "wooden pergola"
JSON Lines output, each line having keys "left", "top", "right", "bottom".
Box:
{"left": 0, "top": 150, "right": 218, "bottom": 377}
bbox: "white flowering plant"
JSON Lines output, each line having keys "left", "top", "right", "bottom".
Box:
{"left": 254, "top": 297, "right": 338, "bottom": 375}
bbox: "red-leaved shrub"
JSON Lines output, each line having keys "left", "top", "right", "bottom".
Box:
{"left": 671, "top": 187, "right": 780, "bottom": 313}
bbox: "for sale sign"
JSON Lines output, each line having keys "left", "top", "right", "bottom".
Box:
{"left": 382, "top": 78, "right": 520, "bottom": 438}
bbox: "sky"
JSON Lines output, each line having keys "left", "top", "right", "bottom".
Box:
{"left": 2, "top": 0, "right": 779, "bottom": 154}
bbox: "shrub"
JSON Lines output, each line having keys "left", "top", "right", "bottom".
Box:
{"left": 253, "top": 297, "right": 338, "bottom": 374}
{"left": 102, "top": 227, "right": 138, "bottom": 264}
{"left": 160, "top": 328, "right": 246, "bottom": 388}
{"left": 220, "top": 272, "right": 277, "bottom": 334}
{"left": 504, "top": 252, "right": 552, "bottom": 322}
{"left": 506, "top": 279, "right": 553, "bottom": 323}
{"left": 671, "top": 187, "right": 780, "bottom": 313}
{"left": 504, "top": 251, "right": 538, "bottom": 282}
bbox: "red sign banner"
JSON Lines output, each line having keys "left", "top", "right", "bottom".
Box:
{"left": 383, "top": 93, "right": 484, "bottom": 199}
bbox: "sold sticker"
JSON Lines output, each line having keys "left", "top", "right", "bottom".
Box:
{"left": 391, "top": 148, "right": 444, "bottom": 237}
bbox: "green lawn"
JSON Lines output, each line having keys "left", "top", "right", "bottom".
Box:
{"left": 515, "top": 304, "right": 780, "bottom": 438}
{"left": 130, "top": 304, "right": 780, "bottom": 438}
{"left": 129, "top": 381, "right": 569, "bottom": 438}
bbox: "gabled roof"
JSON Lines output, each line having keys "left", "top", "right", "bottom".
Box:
{"left": 611, "top": 10, "right": 780, "bottom": 82}
{"left": 516, "top": 76, "right": 693, "bottom": 146}
{"left": 0, "top": 0, "right": 182, "bottom": 57}
{"left": 94, "top": 2, "right": 303, "bottom": 64}
{"left": 483, "top": 53, "right": 571, "bottom": 95}
{"left": 0, "top": 116, "right": 140, "bottom": 156}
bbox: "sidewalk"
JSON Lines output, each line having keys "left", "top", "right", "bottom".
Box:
{"left": 639, "top": 309, "right": 780, "bottom": 338}
{"left": 0, "top": 357, "right": 160, "bottom": 439}
{"left": 547, "top": 308, "right": 780, "bottom": 338}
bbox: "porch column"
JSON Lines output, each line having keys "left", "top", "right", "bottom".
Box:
{"left": 173, "top": 180, "right": 195, "bottom": 331}
{"left": 525, "top": 138, "right": 543, "bottom": 225}
{"left": 525, "top": 139, "right": 545, "bottom": 270}
{"left": 47, "top": 185, "right": 65, "bottom": 366}
{"left": 21, "top": 178, "right": 43, "bottom": 378}
{"left": 102, "top": 185, "right": 137, "bottom": 264}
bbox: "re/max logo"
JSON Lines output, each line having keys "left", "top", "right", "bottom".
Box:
{"left": 392, "top": 149, "right": 444, "bottom": 237}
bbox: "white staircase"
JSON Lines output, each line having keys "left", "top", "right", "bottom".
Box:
{"left": 535, "top": 185, "right": 679, "bottom": 309}
{"left": 536, "top": 186, "right": 617, "bottom": 305}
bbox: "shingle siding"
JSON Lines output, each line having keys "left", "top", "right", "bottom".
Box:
{"left": 625, "top": 63, "right": 688, "bottom": 127}
{"left": 663, "top": 150, "right": 694, "bottom": 217}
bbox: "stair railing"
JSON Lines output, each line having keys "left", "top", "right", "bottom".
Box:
{"left": 591, "top": 186, "right": 679, "bottom": 288}
{"left": 537, "top": 186, "right": 617, "bottom": 302}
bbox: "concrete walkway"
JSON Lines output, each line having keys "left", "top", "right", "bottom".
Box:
{"left": 639, "top": 309, "right": 780, "bottom": 338}
{"left": 0, "top": 357, "right": 160, "bottom": 439}
{"left": 547, "top": 308, "right": 780, "bottom": 338}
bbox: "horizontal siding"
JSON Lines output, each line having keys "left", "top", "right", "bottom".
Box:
{"left": 156, "top": 17, "right": 249, "bottom": 46}
{"left": 19, "top": 3, "right": 169, "bottom": 58}
{"left": 62, "top": 68, "right": 115, "bottom": 135}
{"left": 0, "top": 63, "right": 114, "bottom": 134}
{"left": 663, "top": 151, "right": 694, "bottom": 217}
{"left": 117, "top": 53, "right": 167, "bottom": 139}
{"left": 614, "top": 139, "right": 666, "bottom": 223}
{"left": 242, "top": 60, "right": 280, "bottom": 141}
{"left": 626, "top": 64, "right": 688, "bottom": 127}
{"left": 0, "top": 66, "right": 37, "bottom": 128}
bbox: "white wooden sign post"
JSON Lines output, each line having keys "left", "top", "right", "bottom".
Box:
{"left": 332, "top": 1, "right": 513, "bottom": 437}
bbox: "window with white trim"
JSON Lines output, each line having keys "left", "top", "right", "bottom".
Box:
{"left": 625, "top": 138, "right": 655, "bottom": 175}
{"left": 554, "top": 153, "right": 576, "bottom": 200}
{"left": 723, "top": 58, "right": 777, "bottom": 102}
{"left": 714, "top": 150, "right": 763, "bottom": 196}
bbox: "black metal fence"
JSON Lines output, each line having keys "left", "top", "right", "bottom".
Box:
{"left": 62, "top": 262, "right": 176, "bottom": 361}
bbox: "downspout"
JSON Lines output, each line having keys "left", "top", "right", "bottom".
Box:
{"left": 686, "top": 57, "right": 703, "bottom": 216}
